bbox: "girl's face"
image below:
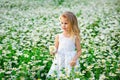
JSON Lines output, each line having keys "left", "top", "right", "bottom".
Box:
{"left": 60, "top": 17, "right": 71, "bottom": 33}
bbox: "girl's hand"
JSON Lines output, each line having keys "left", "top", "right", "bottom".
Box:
{"left": 70, "top": 60, "right": 76, "bottom": 67}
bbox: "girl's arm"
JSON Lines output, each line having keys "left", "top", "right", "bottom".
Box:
{"left": 70, "top": 36, "right": 82, "bottom": 66}
{"left": 74, "top": 36, "right": 82, "bottom": 61}
{"left": 49, "top": 34, "right": 59, "bottom": 55}
{"left": 54, "top": 34, "right": 59, "bottom": 52}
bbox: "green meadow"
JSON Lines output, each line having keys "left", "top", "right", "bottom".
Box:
{"left": 0, "top": 0, "right": 120, "bottom": 80}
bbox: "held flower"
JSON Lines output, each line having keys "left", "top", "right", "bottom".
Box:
{"left": 49, "top": 46, "right": 56, "bottom": 55}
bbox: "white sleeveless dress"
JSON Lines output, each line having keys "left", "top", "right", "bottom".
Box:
{"left": 47, "top": 33, "right": 80, "bottom": 78}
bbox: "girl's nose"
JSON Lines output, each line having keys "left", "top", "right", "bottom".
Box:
{"left": 62, "top": 24, "right": 66, "bottom": 27}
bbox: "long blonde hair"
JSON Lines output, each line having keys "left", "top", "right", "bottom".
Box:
{"left": 59, "top": 11, "right": 80, "bottom": 40}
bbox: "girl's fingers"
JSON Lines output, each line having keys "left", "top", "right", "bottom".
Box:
{"left": 70, "top": 61, "right": 76, "bottom": 67}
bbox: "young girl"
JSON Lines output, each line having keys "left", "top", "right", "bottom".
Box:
{"left": 47, "top": 11, "right": 82, "bottom": 79}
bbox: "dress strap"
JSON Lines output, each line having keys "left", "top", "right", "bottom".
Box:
{"left": 72, "top": 35, "right": 76, "bottom": 43}
{"left": 58, "top": 34, "right": 62, "bottom": 42}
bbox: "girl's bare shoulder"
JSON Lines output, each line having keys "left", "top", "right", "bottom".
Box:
{"left": 55, "top": 33, "right": 61, "bottom": 40}
{"left": 75, "top": 35, "right": 81, "bottom": 43}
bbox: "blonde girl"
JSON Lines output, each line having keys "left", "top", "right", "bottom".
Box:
{"left": 47, "top": 11, "right": 82, "bottom": 79}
